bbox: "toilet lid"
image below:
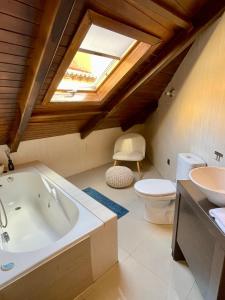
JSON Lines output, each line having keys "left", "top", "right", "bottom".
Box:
{"left": 134, "top": 179, "right": 176, "bottom": 197}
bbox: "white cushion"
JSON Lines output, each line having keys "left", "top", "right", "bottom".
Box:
{"left": 105, "top": 166, "right": 134, "bottom": 188}
{"left": 113, "top": 151, "right": 144, "bottom": 161}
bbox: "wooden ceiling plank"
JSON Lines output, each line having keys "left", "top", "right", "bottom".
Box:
{"left": 17, "top": 0, "right": 43, "bottom": 10}
{"left": 0, "top": 29, "right": 33, "bottom": 48}
{"left": 0, "top": 13, "right": 38, "bottom": 37}
{"left": 80, "top": 0, "right": 225, "bottom": 138}
{"left": 0, "top": 94, "right": 18, "bottom": 99}
{"left": 0, "top": 52, "right": 27, "bottom": 65}
{"left": 0, "top": 80, "right": 23, "bottom": 88}
{"left": 0, "top": 62, "right": 26, "bottom": 73}
{"left": 8, "top": 0, "right": 78, "bottom": 152}
{"left": 0, "top": 42, "right": 31, "bottom": 57}
{"left": 0, "top": 72, "right": 24, "bottom": 81}
{"left": 0, "top": 0, "right": 42, "bottom": 24}
{"left": 0, "top": 86, "right": 20, "bottom": 93}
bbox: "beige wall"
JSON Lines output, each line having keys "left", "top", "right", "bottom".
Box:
{"left": 0, "top": 125, "right": 144, "bottom": 177}
{"left": 144, "top": 13, "right": 225, "bottom": 181}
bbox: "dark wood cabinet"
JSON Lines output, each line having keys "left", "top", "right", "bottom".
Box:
{"left": 172, "top": 181, "right": 225, "bottom": 300}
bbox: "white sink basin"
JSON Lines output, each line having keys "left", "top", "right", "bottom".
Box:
{"left": 189, "top": 167, "right": 225, "bottom": 207}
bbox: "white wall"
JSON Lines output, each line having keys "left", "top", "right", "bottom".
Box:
{"left": 144, "top": 13, "right": 225, "bottom": 181}
{"left": 0, "top": 126, "right": 144, "bottom": 177}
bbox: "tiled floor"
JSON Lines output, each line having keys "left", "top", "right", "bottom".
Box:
{"left": 68, "top": 163, "right": 204, "bottom": 300}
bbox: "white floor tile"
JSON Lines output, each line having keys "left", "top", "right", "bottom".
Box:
{"left": 131, "top": 237, "right": 194, "bottom": 298}
{"left": 83, "top": 257, "right": 168, "bottom": 300}
{"left": 118, "top": 247, "right": 130, "bottom": 262}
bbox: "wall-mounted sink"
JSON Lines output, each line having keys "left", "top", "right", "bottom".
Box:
{"left": 189, "top": 167, "right": 225, "bottom": 207}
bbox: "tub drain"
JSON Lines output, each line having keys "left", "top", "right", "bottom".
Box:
{"left": 15, "top": 206, "right": 21, "bottom": 211}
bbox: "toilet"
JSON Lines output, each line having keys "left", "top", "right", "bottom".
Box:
{"left": 134, "top": 153, "right": 206, "bottom": 224}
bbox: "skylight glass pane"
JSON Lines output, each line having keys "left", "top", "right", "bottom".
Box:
{"left": 80, "top": 24, "right": 136, "bottom": 58}
{"left": 51, "top": 51, "right": 118, "bottom": 102}
{"left": 58, "top": 51, "right": 116, "bottom": 91}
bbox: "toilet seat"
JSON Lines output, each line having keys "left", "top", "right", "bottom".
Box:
{"left": 134, "top": 179, "right": 176, "bottom": 198}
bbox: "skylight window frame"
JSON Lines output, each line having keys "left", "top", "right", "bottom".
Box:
{"left": 43, "top": 10, "right": 161, "bottom": 105}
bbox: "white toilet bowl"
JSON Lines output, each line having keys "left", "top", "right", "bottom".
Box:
{"left": 134, "top": 179, "right": 176, "bottom": 224}
{"left": 135, "top": 153, "right": 206, "bottom": 224}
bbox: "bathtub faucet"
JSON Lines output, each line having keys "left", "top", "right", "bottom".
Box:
{"left": 4, "top": 149, "right": 14, "bottom": 171}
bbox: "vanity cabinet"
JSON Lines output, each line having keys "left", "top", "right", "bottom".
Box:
{"left": 172, "top": 181, "right": 225, "bottom": 300}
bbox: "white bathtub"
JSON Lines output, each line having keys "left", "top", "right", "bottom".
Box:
{"left": 0, "top": 164, "right": 115, "bottom": 290}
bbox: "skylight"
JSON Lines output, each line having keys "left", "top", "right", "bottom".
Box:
{"left": 51, "top": 25, "right": 136, "bottom": 102}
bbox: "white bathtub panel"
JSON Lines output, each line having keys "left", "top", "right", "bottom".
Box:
{"left": 91, "top": 217, "right": 118, "bottom": 280}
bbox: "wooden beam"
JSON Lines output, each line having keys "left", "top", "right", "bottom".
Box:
{"left": 121, "top": 101, "right": 158, "bottom": 131}
{"left": 42, "top": 10, "right": 92, "bottom": 105}
{"left": 97, "top": 42, "right": 155, "bottom": 102}
{"left": 8, "top": 0, "right": 77, "bottom": 152}
{"left": 80, "top": 112, "right": 108, "bottom": 139}
{"left": 125, "top": 0, "right": 192, "bottom": 30}
{"left": 80, "top": 0, "right": 225, "bottom": 138}
{"left": 30, "top": 111, "right": 104, "bottom": 123}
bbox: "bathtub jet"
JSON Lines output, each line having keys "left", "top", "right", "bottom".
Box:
{"left": 1, "top": 232, "right": 10, "bottom": 243}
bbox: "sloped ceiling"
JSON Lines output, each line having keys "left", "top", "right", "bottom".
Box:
{"left": 0, "top": 0, "right": 224, "bottom": 151}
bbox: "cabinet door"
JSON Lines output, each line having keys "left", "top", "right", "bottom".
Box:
{"left": 177, "top": 195, "right": 215, "bottom": 299}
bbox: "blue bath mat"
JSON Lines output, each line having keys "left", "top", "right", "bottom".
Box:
{"left": 83, "top": 187, "right": 129, "bottom": 219}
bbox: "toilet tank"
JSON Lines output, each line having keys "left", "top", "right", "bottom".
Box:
{"left": 176, "top": 153, "right": 206, "bottom": 180}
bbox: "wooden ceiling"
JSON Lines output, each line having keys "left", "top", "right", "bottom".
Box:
{"left": 0, "top": 0, "right": 224, "bottom": 151}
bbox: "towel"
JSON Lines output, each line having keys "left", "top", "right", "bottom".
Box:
{"left": 209, "top": 208, "right": 225, "bottom": 233}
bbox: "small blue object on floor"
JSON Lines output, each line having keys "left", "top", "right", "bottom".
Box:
{"left": 83, "top": 187, "right": 129, "bottom": 219}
